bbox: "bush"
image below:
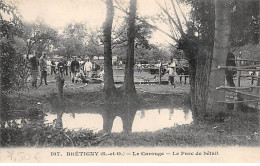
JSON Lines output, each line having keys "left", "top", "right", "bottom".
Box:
{"left": 0, "top": 117, "right": 101, "bottom": 147}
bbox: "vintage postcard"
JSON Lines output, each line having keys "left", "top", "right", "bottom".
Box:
{"left": 0, "top": 0, "right": 259, "bottom": 163}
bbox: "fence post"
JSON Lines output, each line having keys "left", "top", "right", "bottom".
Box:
{"left": 234, "top": 59, "right": 242, "bottom": 112}
{"left": 251, "top": 61, "right": 257, "bottom": 85}
{"left": 253, "top": 67, "right": 260, "bottom": 110}
{"left": 159, "top": 67, "right": 161, "bottom": 85}
{"left": 237, "top": 60, "right": 241, "bottom": 87}
{"left": 254, "top": 67, "right": 260, "bottom": 94}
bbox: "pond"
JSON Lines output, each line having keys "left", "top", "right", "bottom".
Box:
{"left": 45, "top": 108, "right": 192, "bottom": 133}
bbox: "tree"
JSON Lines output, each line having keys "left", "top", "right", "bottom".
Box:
{"left": 230, "top": 0, "right": 259, "bottom": 46}
{"left": 183, "top": 0, "right": 259, "bottom": 121}
{"left": 21, "top": 21, "right": 57, "bottom": 57}
{"left": 103, "top": 0, "right": 116, "bottom": 97}
{"left": 123, "top": 0, "right": 137, "bottom": 95}
{"left": 57, "top": 22, "right": 88, "bottom": 58}
{"left": 113, "top": 19, "right": 153, "bottom": 49}
{"left": 86, "top": 29, "right": 104, "bottom": 58}
{"left": 161, "top": 0, "right": 259, "bottom": 122}
{"left": 89, "top": 18, "right": 153, "bottom": 61}
{"left": 207, "top": 0, "right": 231, "bottom": 113}
{"left": 156, "top": 0, "right": 215, "bottom": 122}
{"left": 0, "top": 0, "right": 25, "bottom": 92}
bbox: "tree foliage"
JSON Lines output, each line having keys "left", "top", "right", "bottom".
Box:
{"left": 183, "top": 0, "right": 259, "bottom": 48}
{"left": 21, "top": 20, "right": 58, "bottom": 57}
{"left": 56, "top": 23, "right": 88, "bottom": 58}
{"left": 230, "top": 0, "right": 259, "bottom": 46}
{"left": 0, "top": 0, "right": 25, "bottom": 91}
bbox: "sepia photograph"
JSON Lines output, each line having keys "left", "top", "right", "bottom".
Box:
{"left": 0, "top": 0, "right": 259, "bottom": 163}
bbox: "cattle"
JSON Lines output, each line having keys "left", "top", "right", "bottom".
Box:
{"left": 149, "top": 67, "right": 167, "bottom": 75}
{"left": 176, "top": 66, "right": 189, "bottom": 85}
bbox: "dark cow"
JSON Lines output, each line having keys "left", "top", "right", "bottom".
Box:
{"left": 149, "top": 67, "right": 166, "bottom": 75}
{"left": 176, "top": 66, "right": 189, "bottom": 84}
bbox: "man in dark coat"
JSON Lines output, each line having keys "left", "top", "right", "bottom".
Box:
{"left": 225, "top": 49, "right": 236, "bottom": 87}
{"left": 57, "top": 59, "right": 65, "bottom": 75}
{"left": 29, "top": 53, "right": 38, "bottom": 88}
{"left": 70, "top": 57, "right": 80, "bottom": 83}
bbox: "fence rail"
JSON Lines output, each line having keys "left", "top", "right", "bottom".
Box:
{"left": 216, "top": 58, "right": 260, "bottom": 110}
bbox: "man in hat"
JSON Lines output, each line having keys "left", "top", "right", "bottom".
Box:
{"left": 70, "top": 57, "right": 80, "bottom": 83}
{"left": 84, "top": 58, "right": 93, "bottom": 78}
{"left": 167, "top": 62, "right": 177, "bottom": 87}
{"left": 225, "top": 48, "right": 236, "bottom": 87}
{"left": 57, "top": 58, "right": 65, "bottom": 76}
{"left": 39, "top": 52, "right": 48, "bottom": 85}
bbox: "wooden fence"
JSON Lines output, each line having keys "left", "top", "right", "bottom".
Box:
{"left": 217, "top": 58, "right": 260, "bottom": 110}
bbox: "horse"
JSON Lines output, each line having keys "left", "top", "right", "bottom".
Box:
{"left": 176, "top": 66, "right": 189, "bottom": 85}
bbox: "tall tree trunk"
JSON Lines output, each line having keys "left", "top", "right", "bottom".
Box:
{"left": 207, "top": 0, "right": 231, "bottom": 113}
{"left": 123, "top": 0, "right": 137, "bottom": 95}
{"left": 103, "top": 0, "right": 116, "bottom": 97}
{"left": 179, "top": 0, "right": 230, "bottom": 123}
{"left": 178, "top": 35, "right": 213, "bottom": 123}
{"left": 190, "top": 46, "right": 213, "bottom": 122}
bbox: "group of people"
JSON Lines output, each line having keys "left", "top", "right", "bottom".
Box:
{"left": 28, "top": 52, "right": 48, "bottom": 88}
{"left": 69, "top": 57, "right": 101, "bottom": 83}
{"left": 28, "top": 53, "right": 102, "bottom": 88}
{"left": 27, "top": 49, "right": 238, "bottom": 89}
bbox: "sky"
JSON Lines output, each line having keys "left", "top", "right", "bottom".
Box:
{"left": 13, "top": 0, "right": 190, "bottom": 46}
{"left": 16, "top": 0, "right": 106, "bottom": 29}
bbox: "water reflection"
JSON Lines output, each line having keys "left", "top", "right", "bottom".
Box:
{"left": 112, "top": 116, "right": 123, "bottom": 133}
{"left": 141, "top": 110, "right": 145, "bottom": 119}
{"left": 55, "top": 112, "right": 63, "bottom": 128}
{"left": 169, "top": 109, "right": 174, "bottom": 120}
{"left": 132, "top": 108, "right": 192, "bottom": 132}
{"left": 45, "top": 113, "right": 103, "bottom": 131}
{"left": 45, "top": 108, "right": 192, "bottom": 133}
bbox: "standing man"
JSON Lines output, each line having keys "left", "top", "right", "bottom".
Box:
{"left": 39, "top": 52, "right": 48, "bottom": 85}
{"left": 92, "top": 61, "right": 100, "bottom": 78}
{"left": 84, "top": 58, "right": 93, "bottom": 78}
{"left": 167, "top": 62, "right": 177, "bottom": 87}
{"left": 70, "top": 57, "right": 80, "bottom": 83}
{"left": 67, "top": 59, "right": 71, "bottom": 76}
{"left": 225, "top": 49, "right": 236, "bottom": 87}
{"left": 64, "top": 58, "right": 68, "bottom": 76}
{"left": 51, "top": 59, "right": 56, "bottom": 75}
{"left": 57, "top": 58, "right": 65, "bottom": 75}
